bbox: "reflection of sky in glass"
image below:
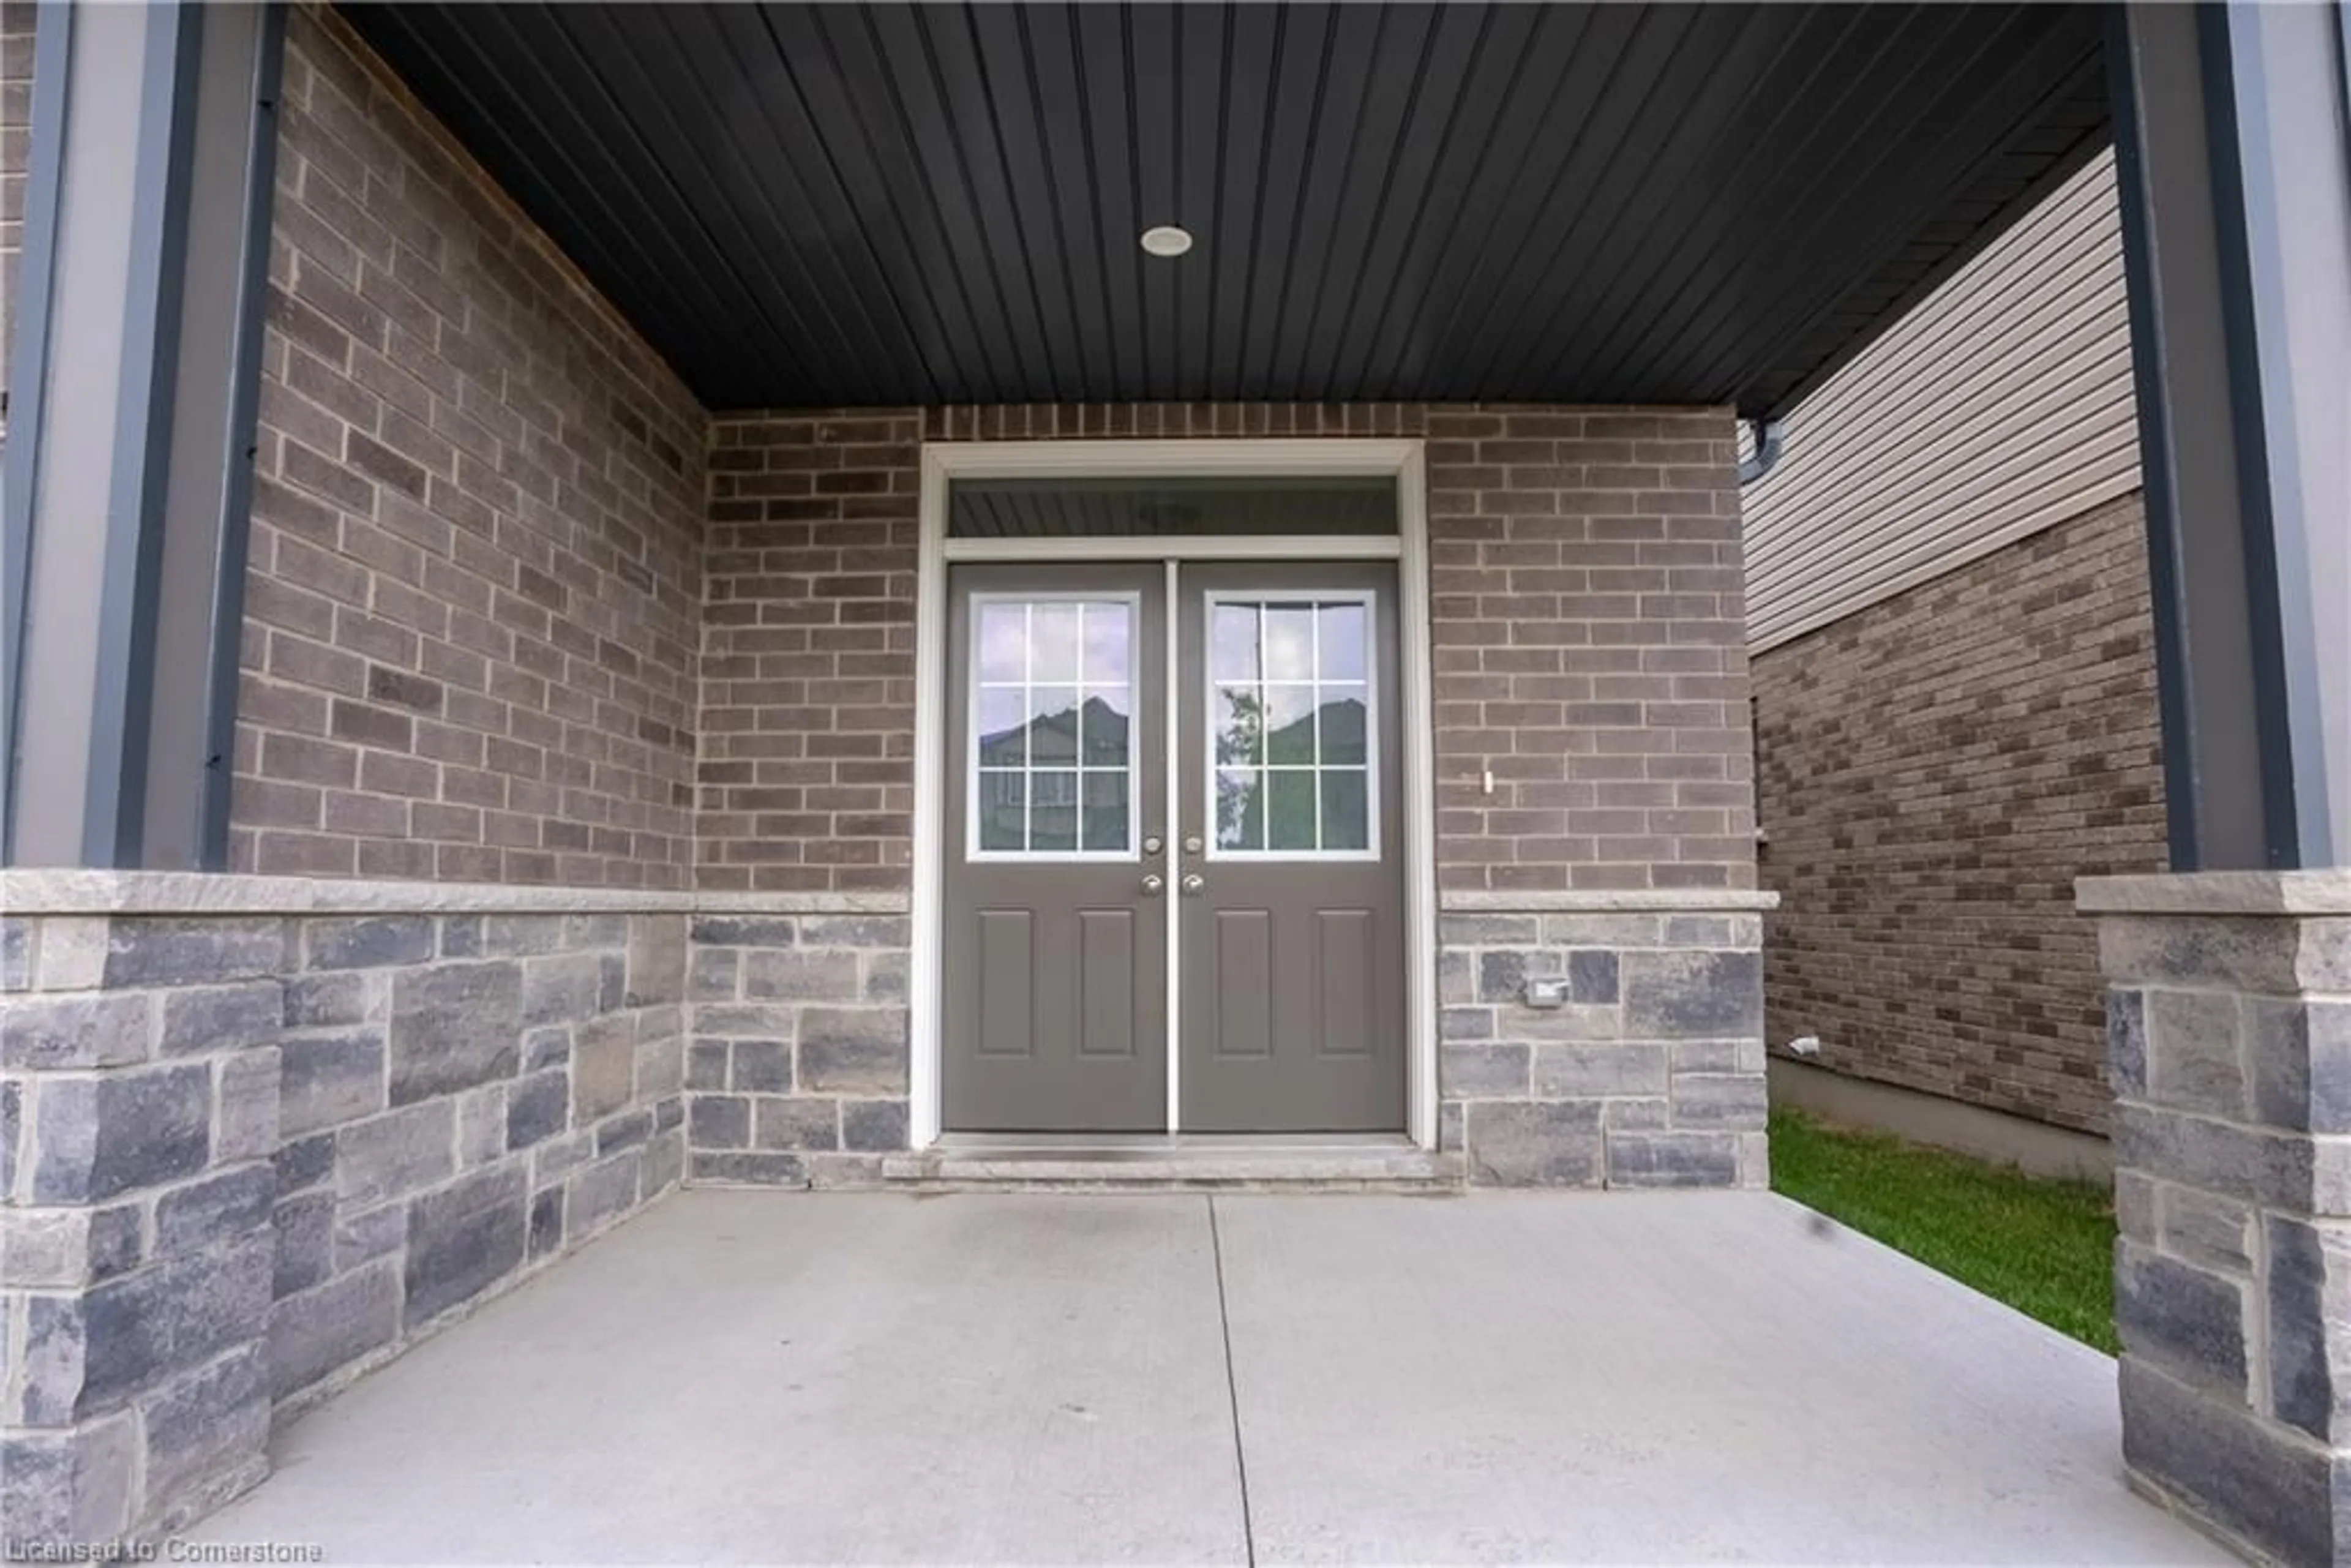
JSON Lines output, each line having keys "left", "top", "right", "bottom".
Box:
{"left": 1031, "top": 605, "right": 1079, "bottom": 671}
{"left": 1211, "top": 606, "right": 1258, "bottom": 681}
{"left": 1084, "top": 615, "right": 1128, "bottom": 683}
{"left": 1317, "top": 605, "right": 1365, "bottom": 680}
{"left": 1262, "top": 607, "right": 1315, "bottom": 681}
{"left": 978, "top": 601, "right": 1131, "bottom": 686}
{"left": 978, "top": 605, "right": 1027, "bottom": 682}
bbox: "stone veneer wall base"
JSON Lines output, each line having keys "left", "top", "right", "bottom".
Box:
{"left": 2081, "top": 869, "right": 2351, "bottom": 1568}
{"left": 0, "top": 873, "right": 883, "bottom": 1549}
{"left": 1439, "top": 891, "right": 1774, "bottom": 1187}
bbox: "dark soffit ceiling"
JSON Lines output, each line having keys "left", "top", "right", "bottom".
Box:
{"left": 340, "top": 2, "right": 2110, "bottom": 416}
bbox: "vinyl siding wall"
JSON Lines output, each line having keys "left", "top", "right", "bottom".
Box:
{"left": 1742, "top": 149, "right": 2139, "bottom": 653}
{"left": 1745, "top": 146, "right": 2164, "bottom": 1139}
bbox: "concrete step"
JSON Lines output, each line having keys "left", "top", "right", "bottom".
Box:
{"left": 880, "top": 1141, "right": 1462, "bottom": 1193}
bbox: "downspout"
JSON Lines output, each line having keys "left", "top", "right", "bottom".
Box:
{"left": 1736, "top": 416, "right": 1786, "bottom": 485}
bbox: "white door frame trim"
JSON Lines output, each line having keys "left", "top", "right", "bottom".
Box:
{"left": 910, "top": 438, "right": 1439, "bottom": 1150}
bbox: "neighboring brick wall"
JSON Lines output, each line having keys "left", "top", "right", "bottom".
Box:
{"left": 231, "top": 9, "right": 708, "bottom": 888}
{"left": 699, "top": 412, "right": 920, "bottom": 895}
{"left": 1753, "top": 493, "right": 2167, "bottom": 1133}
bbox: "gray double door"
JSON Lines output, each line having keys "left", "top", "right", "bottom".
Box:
{"left": 942, "top": 560, "right": 1406, "bottom": 1134}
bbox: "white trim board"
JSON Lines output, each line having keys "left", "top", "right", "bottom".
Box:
{"left": 910, "top": 439, "right": 1439, "bottom": 1150}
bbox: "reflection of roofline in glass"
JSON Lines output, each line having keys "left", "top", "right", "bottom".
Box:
{"left": 948, "top": 476, "right": 1398, "bottom": 539}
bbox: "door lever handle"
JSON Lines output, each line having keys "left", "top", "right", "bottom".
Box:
{"left": 1180, "top": 874, "right": 1205, "bottom": 896}
{"left": 1141, "top": 874, "right": 1165, "bottom": 896}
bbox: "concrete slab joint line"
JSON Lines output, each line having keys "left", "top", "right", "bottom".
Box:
{"left": 1206, "top": 1196, "right": 1258, "bottom": 1568}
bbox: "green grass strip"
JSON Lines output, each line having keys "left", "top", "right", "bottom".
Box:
{"left": 1768, "top": 1106, "right": 2118, "bottom": 1353}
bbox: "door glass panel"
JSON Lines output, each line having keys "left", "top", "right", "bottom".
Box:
{"left": 1079, "top": 691, "right": 1130, "bottom": 767}
{"left": 1264, "top": 685, "right": 1316, "bottom": 764}
{"left": 1082, "top": 773, "right": 1129, "bottom": 852}
{"left": 970, "top": 598, "right": 1137, "bottom": 857}
{"left": 1212, "top": 605, "right": 1260, "bottom": 683}
{"left": 977, "top": 771, "right": 1026, "bottom": 852}
{"left": 1320, "top": 770, "right": 1370, "bottom": 850}
{"left": 1214, "top": 686, "right": 1263, "bottom": 766}
{"left": 1026, "top": 687, "right": 1081, "bottom": 768}
{"left": 1265, "top": 771, "right": 1318, "bottom": 850}
{"left": 1260, "top": 607, "right": 1316, "bottom": 681}
{"left": 1082, "top": 613, "right": 1131, "bottom": 685}
{"left": 1318, "top": 686, "right": 1368, "bottom": 766}
{"left": 977, "top": 689, "right": 1027, "bottom": 767}
{"left": 1030, "top": 604, "right": 1081, "bottom": 671}
{"left": 1204, "top": 595, "right": 1377, "bottom": 857}
{"left": 1029, "top": 771, "right": 1079, "bottom": 850}
{"left": 978, "top": 604, "right": 1028, "bottom": 683}
{"left": 1316, "top": 604, "right": 1368, "bottom": 680}
{"left": 1215, "top": 768, "right": 1264, "bottom": 851}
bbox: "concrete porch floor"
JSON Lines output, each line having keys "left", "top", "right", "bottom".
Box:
{"left": 193, "top": 1190, "right": 2222, "bottom": 1565}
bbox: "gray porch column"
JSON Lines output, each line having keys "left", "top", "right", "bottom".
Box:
{"left": 1, "top": 1, "right": 285, "bottom": 1551}
{"left": 1, "top": 0, "right": 282, "bottom": 871}
{"left": 2095, "top": 4, "right": 2351, "bottom": 1562}
{"left": 2083, "top": 875, "right": 2351, "bottom": 1564}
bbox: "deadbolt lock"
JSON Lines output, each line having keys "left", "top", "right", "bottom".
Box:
{"left": 1142, "top": 835, "right": 1163, "bottom": 855}
{"left": 1182, "top": 835, "right": 1204, "bottom": 854}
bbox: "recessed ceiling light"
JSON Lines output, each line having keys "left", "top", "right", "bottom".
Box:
{"left": 1140, "top": 225, "right": 1194, "bottom": 258}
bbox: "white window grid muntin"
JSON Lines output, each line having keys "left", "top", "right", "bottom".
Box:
{"left": 1203, "top": 590, "right": 1381, "bottom": 863}
{"left": 966, "top": 590, "right": 1143, "bottom": 863}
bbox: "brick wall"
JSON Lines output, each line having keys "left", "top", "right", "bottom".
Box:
{"left": 1752, "top": 492, "right": 2167, "bottom": 1133}
{"left": 1, "top": 0, "right": 32, "bottom": 436}
{"left": 231, "top": 9, "right": 708, "bottom": 888}
{"left": 1421, "top": 408, "right": 1753, "bottom": 893}
{"left": 703, "top": 403, "right": 1754, "bottom": 897}
{"left": 699, "top": 413, "right": 919, "bottom": 894}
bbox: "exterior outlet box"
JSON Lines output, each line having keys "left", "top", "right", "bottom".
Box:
{"left": 1523, "top": 977, "right": 1572, "bottom": 1009}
